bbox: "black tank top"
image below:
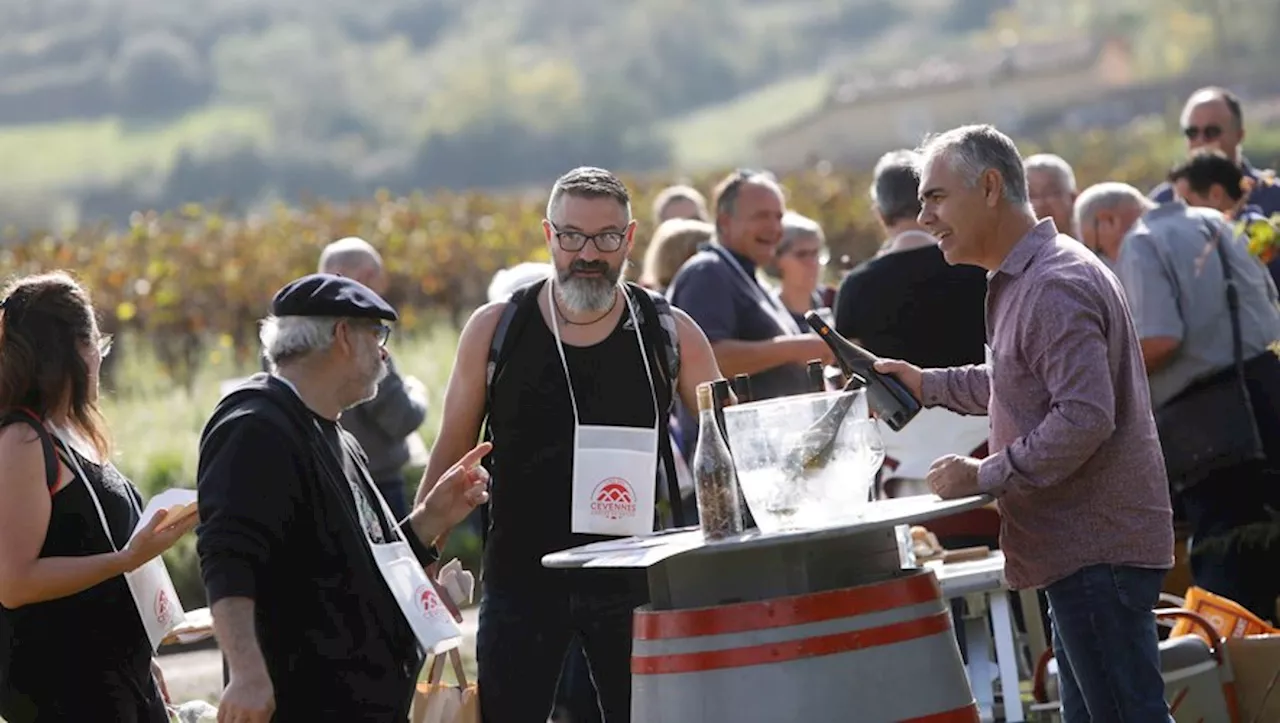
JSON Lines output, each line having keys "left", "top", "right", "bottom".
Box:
{"left": 485, "top": 303, "right": 670, "bottom": 589}
{"left": 1, "top": 436, "right": 151, "bottom": 688}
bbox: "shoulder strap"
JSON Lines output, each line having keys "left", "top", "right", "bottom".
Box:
{"left": 625, "top": 283, "right": 686, "bottom": 528}
{"left": 485, "top": 278, "right": 547, "bottom": 416}
{"left": 1206, "top": 220, "right": 1246, "bottom": 373}
{"left": 0, "top": 408, "right": 59, "bottom": 492}
{"left": 626, "top": 282, "right": 681, "bottom": 400}
{"left": 478, "top": 278, "right": 547, "bottom": 546}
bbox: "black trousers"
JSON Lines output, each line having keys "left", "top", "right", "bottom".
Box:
{"left": 1181, "top": 461, "right": 1280, "bottom": 624}
{"left": 477, "top": 573, "right": 647, "bottom": 723}
{"left": 1, "top": 651, "right": 167, "bottom": 723}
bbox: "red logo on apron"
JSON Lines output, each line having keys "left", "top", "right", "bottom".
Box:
{"left": 416, "top": 584, "right": 441, "bottom": 617}
{"left": 590, "top": 478, "right": 637, "bottom": 520}
{"left": 154, "top": 589, "right": 172, "bottom": 627}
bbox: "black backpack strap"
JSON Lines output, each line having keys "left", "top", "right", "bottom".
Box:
{"left": 627, "top": 284, "right": 681, "bottom": 398}
{"left": 625, "top": 284, "right": 686, "bottom": 528}
{"left": 0, "top": 408, "right": 59, "bottom": 491}
{"left": 479, "top": 278, "right": 547, "bottom": 546}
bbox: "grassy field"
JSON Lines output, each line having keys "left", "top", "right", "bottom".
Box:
{"left": 0, "top": 105, "right": 273, "bottom": 191}
{"left": 659, "top": 72, "right": 831, "bottom": 171}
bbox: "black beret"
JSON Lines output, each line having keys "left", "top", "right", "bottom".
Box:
{"left": 271, "top": 273, "right": 398, "bottom": 322}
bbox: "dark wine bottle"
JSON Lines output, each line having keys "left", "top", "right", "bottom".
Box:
{"left": 692, "top": 382, "right": 744, "bottom": 541}
{"left": 782, "top": 376, "right": 860, "bottom": 479}
{"left": 804, "top": 311, "right": 922, "bottom": 432}
{"left": 711, "top": 379, "right": 732, "bottom": 443}
{"left": 806, "top": 359, "right": 825, "bottom": 393}
{"left": 732, "top": 374, "right": 753, "bottom": 403}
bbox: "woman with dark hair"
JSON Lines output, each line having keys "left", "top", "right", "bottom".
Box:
{"left": 0, "top": 271, "right": 197, "bottom": 722}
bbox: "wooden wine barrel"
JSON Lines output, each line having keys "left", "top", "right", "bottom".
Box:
{"left": 631, "top": 568, "right": 979, "bottom": 722}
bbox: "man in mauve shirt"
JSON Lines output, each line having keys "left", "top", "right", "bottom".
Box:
{"left": 876, "top": 124, "right": 1175, "bottom": 723}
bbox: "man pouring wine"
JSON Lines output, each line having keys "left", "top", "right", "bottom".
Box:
{"left": 873, "top": 125, "right": 1175, "bottom": 723}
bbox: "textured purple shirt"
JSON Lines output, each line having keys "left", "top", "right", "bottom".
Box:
{"left": 921, "top": 219, "right": 1174, "bottom": 590}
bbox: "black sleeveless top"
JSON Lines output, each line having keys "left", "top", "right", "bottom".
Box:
{"left": 1, "top": 436, "right": 150, "bottom": 689}
{"left": 485, "top": 305, "right": 670, "bottom": 589}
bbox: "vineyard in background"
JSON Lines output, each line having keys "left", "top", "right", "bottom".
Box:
{"left": 2, "top": 121, "right": 1272, "bottom": 609}
{"left": 0, "top": 121, "right": 1264, "bottom": 391}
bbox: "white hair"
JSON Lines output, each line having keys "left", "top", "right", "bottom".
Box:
{"left": 917, "top": 124, "right": 1030, "bottom": 205}
{"left": 1072, "top": 182, "right": 1154, "bottom": 236}
{"left": 259, "top": 315, "right": 340, "bottom": 366}
{"left": 487, "top": 262, "right": 553, "bottom": 303}
{"left": 1024, "top": 153, "right": 1077, "bottom": 193}
{"left": 780, "top": 211, "right": 824, "bottom": 249}
{"left": 318, "top": 237, "right": 382, "bottom": 275}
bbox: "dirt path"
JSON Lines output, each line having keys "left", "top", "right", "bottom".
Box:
{"left": 157, "top": 606, "right": 480, "bottom": 706}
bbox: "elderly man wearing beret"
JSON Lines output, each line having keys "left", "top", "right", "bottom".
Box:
{"left": 195, "top": 274, "right": 490, "bottom": 723}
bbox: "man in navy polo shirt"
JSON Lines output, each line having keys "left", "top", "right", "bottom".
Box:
{"left": 666, "top": 169, "right": 833, "bottom": 459}
{"left": 1150, "top": 86, "right": 1280, "bottom": 216}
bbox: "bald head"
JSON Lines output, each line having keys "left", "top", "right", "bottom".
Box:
{"left": 1181, "top": 86, "right": 1245, "bottom": 162}
{"left": 318, "top": 237, "right": 387, "bottom": 295}
{"left": 1073, "top": 182, "right": 1154, "bottom": 261}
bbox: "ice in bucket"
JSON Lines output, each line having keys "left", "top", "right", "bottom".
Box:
{"left": 724, "top": 389, "right": 885, "bottom": 533}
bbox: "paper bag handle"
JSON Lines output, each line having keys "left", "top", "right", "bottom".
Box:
{"left": 426, "top": 648, "right": 469, "bottom": 689}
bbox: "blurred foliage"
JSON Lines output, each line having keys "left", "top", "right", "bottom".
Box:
{"left": 2, "top": 0, "right": 1276, "bottom": 225}
{"left": 7, "top": 122, "right": 1275, "bottom": 392}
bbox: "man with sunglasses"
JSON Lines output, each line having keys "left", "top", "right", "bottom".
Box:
{"left": 666, "top": 169, "right": 833, "bottom": 459}
{"left": 1149, "top": 86, "right": 1280, "bottom": 216}
{"left": 418, "top": 166, "right": 723, "bottom": 722}
{"left": 317, "top": 237, "right": 429, "bottom": 522}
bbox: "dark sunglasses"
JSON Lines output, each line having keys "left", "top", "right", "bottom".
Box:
{"left": 1183, "top": 125, "right": 1223, "bottom": 142}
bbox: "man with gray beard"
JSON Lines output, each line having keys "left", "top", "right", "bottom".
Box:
{"left": 416, "top": 167, "right": 723, "bottom": 722}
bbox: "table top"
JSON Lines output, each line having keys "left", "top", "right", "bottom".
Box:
{"left": 926, "top": 551, "right": 1009, "bottom": 598}
{"left": 542, "top": 494, "right": 991, "bottom": 571}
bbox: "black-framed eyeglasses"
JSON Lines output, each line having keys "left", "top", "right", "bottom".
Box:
{"left": 549, "top": 223, "right": 626, "bottom": 253}
{"left": 1183, "top": 124, "right": 1223, "bottom": 141}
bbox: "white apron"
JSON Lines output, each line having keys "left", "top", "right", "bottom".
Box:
{"left": 352, "top": 464, "right": 464, "bottom": 656}
{"left": 59, "top": 437, "right": 186, "bottom": 652}
{"left": 549, "top": 281, "right": 662, "bottom": 536}
{"left": 710, "top": 243, "right": 804, "bottom": 335}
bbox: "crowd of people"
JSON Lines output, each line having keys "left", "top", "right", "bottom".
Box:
{"left": 0, "top": 83, "right": 1277, "bottom": 723}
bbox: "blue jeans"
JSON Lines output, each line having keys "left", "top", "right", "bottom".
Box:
{"left": 477, "top": 574, "right": 647, "bottom": 723}
{"left": 1045, "top": 564, "right": 1173, "bottom": 723}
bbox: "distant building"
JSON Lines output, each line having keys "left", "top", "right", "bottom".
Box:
{"left": 757, "top": 35, "right": 1135, "bottom": 171}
